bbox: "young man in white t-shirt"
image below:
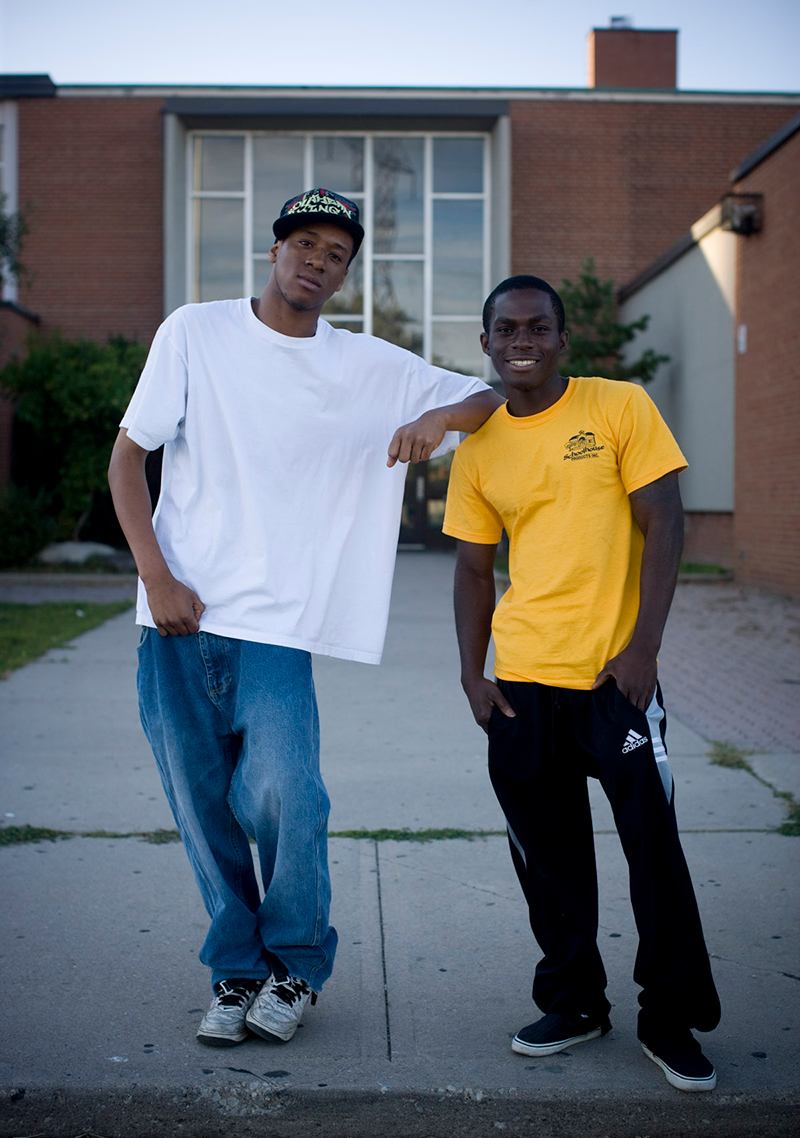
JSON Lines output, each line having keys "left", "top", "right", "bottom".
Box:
{"left": 108, "top": 188, "right": 501, "bottom": 1048}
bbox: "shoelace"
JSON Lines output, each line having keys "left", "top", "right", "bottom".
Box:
{"left": 272, "top": 977, "right": 317, "bottom": 1007}
{"left": 214, "top": 980, "right": 260, "bottom": 1009}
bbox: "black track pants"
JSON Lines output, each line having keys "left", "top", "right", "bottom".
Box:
{"left": 488, "top": 678, "right": 720, "bottom": 1035}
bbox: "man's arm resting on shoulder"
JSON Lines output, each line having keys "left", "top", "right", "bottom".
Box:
{"left": 592, "top": 470, "right": 684, "bottom": 710}
{"left": 108, "top": 429, "right": 205, "bottom": 637}
{"left": 387, "top": 388, "right": 504, "bottom": 467}
{"left": 454, "top": 539, "right": 516, "bottom": 733}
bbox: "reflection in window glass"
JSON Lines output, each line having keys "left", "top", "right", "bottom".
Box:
{"left": 313, "top": 137, "right": 364, "bottom": 193}
{"left": 195, "top": 199, "right": 244, "bottom": 302}
{"left": 253, "top": 137, "right": 305, "bottom": 253}
{"left": 433, "top": 138, "right": 483, "bottom": 193}
{"left": 432, "top": 200, "right": 484, "bottom": 315}
{"left": 374, "top": 138, "right": 424, "bottom": 254}
{"left": 432, "top": 321, "right": 484, "bottom": 376}
{"left": 427, "top": 496, "right": 446, "bottom": 529}
{"left": 322, "top": 255, "right": 363, "bottom": 319}
{"left": 194, "top": 136, "right": 244, "bottom": 193}
{"left": 373, "top": 260, "right": 424, "bottom": 356}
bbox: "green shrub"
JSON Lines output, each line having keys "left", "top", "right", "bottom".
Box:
{"left": 0, "top": 485, "right": 55, "bottom": 568}
{"left": 2, "top": 332, "right": 147, "bottom": 540}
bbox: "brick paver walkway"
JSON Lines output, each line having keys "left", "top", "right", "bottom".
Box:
{"left": 659, "top": 581, "right": 800, "bottom": 752}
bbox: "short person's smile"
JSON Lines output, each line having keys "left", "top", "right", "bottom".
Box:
{"left": 481, "top": 288, "right": 570, "bottom": 416}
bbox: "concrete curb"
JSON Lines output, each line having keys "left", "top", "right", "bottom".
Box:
{"left": 2, "top": 1087, "right": 799, "bottom": 1138}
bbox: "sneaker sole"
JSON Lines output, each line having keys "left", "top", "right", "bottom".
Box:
{"left": 641, "top": 1043, "right": 717, "bottom": 1092}
{"left": 512, "top": 1025, "right": 604, "bottom": 1057}
{"left": 245, "top": 1016, "right": 296, "bottom": 1044}
{"left": 197, "top": 1030, "right": 250, "bottom": 1047}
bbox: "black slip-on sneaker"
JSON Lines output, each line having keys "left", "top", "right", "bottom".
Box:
{"left": 640, "top": 1030, "right": 717, "bottom": 1092}
{"left": 512, "top": 1011, "right": 612, "bottom": 1056}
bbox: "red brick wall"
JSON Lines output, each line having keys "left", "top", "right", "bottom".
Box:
{"left": 16, "top": 96, "right": 164, "bottom": 345}
{"left": 682, "top": 512, "right": 734, "bottom": 569}
{"left": 734, "top": 129, "right": 800, "bottom": 594}
{"left": 510, "top": 100, "right": 798, "bottom": 292}
{"left": 589, "top": 29, "right": 677, "bottom": 89}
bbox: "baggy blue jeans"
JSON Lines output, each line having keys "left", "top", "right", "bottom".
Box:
{"left": 137, "top": 627, "right": 337, "bottom": 991}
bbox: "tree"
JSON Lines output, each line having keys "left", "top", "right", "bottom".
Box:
{"left": 0, "top": 193, "right": 28, "bottom": 293}
{"left": 560, "top": 258, "right": 668, "bottom": 384}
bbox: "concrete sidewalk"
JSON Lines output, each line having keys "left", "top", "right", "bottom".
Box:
{"left": 1, "top": 554, "right": 798, "bottom": 1136}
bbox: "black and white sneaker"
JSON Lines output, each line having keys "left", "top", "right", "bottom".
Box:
{"left": 640, "top": 1029, "right": 717, "bottom": 1092}
{"left": 246, "top": 972, "right": 317, "bottom": 1043}
{"left": 197, "top": 978, "right": 264, "bottom": 1047}
{"left": 512, "top": 1011, "right": 612, "bottom": 1056}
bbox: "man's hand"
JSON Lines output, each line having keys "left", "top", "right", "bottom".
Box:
{"left": 386, "top": 409, "right": 448, "bottom": 467}
{"left": 109, "top": 429, "right": 205, "bottom": 637}
{"left": 592, "top": 643, "right": 657, "bottom": 711}
{"left": 462, "top": 675, "right": 516, "bottom": 734}
{"left": 145, "top": 573, "right": 206, "bottom": 637}
{"left": 387, "top": 389, "right": 503, "bottom": 467}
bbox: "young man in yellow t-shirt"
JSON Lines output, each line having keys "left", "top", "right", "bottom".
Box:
{"left": 443, "top": 275, "right": 720, "bottom": 1093}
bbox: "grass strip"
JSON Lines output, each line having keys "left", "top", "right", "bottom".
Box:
{"left": 329, "top": 827, "right": 505, "bottom": 842}
{"left": 708, "top": 739, "right": 800, "bottom": 836}
{"left": 3, "top": 819, "right": 790, "bottom": 846}
{"left": 0, "top": 825, "right": 509, "bottom": 848}
{"left": 0, "top": 824, "right": 72, "bottom": 845}
{"left": 0, "top": 600, "right": 133, "bottom": 678}
{"left": 708, "top": 739, "right": 753, "bottom": 771}
{"left": 778, "top": 799, "right": 800, "bottom": 837}
{"left": 0, "top": 825, "right": 181, "bottom": 847}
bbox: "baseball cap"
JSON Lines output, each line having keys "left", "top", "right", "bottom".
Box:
{"left": 272, "top": 188, "right": 364, "bottom": 258}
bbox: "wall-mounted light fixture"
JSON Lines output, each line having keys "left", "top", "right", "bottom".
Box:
{"left": 720, "top": 193, "right": 764, "bottom": 235}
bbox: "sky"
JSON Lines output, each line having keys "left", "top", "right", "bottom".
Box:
{"left": 0, "top": 0, "right": 798, "bottom": 92}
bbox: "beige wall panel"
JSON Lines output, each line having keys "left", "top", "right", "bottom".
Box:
{"left": 620, "top": 226, "right": 736, "bottom": 512}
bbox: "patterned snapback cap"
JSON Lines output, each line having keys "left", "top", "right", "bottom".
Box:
{"left": 272, "top": 188, "right": 364, "bottom": 256}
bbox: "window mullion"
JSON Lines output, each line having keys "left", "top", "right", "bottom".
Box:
{"left": 186, "top": 132, "right": 195, "bottom": 303}
{"left": 304, "top": 135, "right": 313, "bottom": 189}
{"left": 423, "top": 135, "right": 433, "bottom": 363}
{"left": 244, "top": 134, "right": 253, "bottom": 299}
{"left": 483, "top": 131, "right": 492, "bottom": 380}
{"left": 363, "top": 135, "right": 374, "bottom": 337}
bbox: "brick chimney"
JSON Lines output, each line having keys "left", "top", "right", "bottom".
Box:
{"left": 588, "top": 19, "right": 678, "bottom": 89}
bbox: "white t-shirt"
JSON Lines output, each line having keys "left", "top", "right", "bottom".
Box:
{"left": 121, "top": 298, "right": 487, "bottom": 664}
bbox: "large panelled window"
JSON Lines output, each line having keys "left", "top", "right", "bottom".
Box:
{"left": 188, "top": 131, "right": 490, "bottom": 377}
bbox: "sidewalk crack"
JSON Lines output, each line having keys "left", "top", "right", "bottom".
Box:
{"left": 709, "top": 952, "right": 800, "bottom": 981}
{"left": 373, "top": 839, "right": 392, "bottom": 1061}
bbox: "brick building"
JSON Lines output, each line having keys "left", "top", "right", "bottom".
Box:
{"left": 618, "top": 112, "right": 800, "bottom": 594}
{"left": 1, "top": 26, "right": 798, "bottom": 562}
{"left": 732, "top": 116, "right": 800, "bottom": 592}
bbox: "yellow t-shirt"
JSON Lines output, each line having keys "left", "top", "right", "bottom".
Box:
{"left": 442, "top": 377, "right": 687, "bottom": 689}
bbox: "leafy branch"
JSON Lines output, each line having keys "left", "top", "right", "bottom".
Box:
{"left": 561, "top": 258, "right": 669, "bottom": 384}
